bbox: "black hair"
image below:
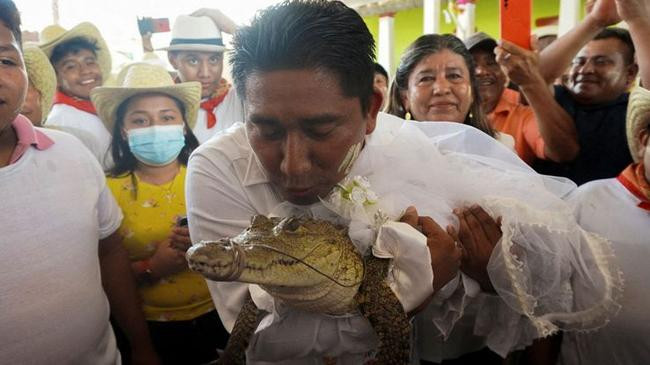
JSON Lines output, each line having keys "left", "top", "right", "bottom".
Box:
{"left": 594, "top": 27, "right": 635, "bottom": 65}
{"left": 108, "top": 93, "right": 199, "bottom": 196}
{"left": 374, "top": 62, "right": 388, "bottom": 80}
{"left": 386, "top": 33, "right": 495, "bottom": 137}
{"left": 50, "top": 36, "right": 99, "bottom": 66}
{"left": 230, "top": 0, "right": 376, "bottom": 115}
{"left": 0, "top": 0, "right": 21, "bottom": 47}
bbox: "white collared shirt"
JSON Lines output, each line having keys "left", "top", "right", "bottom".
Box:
{"left": 192, "top": 89, "right": 245, "bottom": 144}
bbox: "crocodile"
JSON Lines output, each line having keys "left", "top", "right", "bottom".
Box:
{"left": 187, "top": 215, "right": 411, "bottom": 364}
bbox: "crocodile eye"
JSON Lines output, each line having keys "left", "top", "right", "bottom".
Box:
{"left": 284, "top": 218, "right": 301, "bottom": 232}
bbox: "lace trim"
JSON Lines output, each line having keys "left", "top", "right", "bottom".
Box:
{"left": 482, "top": 196, "right": 624, "bottom": 337}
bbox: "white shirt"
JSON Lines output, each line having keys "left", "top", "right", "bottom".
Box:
{"left": 45, "top": 103, "right": 113, "bottom": 170}
{"left": 560, "top": 178, "right": 650, "bottom": 365}
{"left": 0, "top": 128, "right": 123, "bottom": 364}
{"left": 192, "top": 89, "right": 245, "bottom": 144}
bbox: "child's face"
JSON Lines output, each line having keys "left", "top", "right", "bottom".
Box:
{"left": 0, "top": 22, "right": 27, "bottom": 130}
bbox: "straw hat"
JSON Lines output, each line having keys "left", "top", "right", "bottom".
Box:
{"left": 161, "top": 15, "right": 226, "bottom": 53}
{"left": 626, "top": 87, "right": 650, "bottom": 162}
{"left": 39, "top": 22, "right": 112, "bottom": 80}
{"left": 22, "top": 44, "right": 56, "bottom": 121}
{"left": 90, "top": 63, "right": 201, "bottom": 134}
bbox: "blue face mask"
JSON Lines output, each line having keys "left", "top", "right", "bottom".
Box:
{"left": 126, "top": 125, "right": 185, "bottom": 166}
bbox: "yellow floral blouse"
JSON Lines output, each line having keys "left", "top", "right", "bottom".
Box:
{"left": 107, "top": 166, "right": 213, "bottom": 321}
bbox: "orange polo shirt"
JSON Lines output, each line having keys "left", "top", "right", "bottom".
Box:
{"left": 487, "top": 88, "right": 546, "bottom": 165}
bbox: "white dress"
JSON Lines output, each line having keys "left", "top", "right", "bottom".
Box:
{"left": 560, "top": 177, "right": 650, "bottom": 365}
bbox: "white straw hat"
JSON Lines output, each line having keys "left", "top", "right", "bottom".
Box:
{"left": 161, "top": 15, "right": 226, "bottom": 53}
{"left": 90, "top": 63, "right": 201, "bottom": 134}
{"left": 39, "top": 22, "right": 112, "bottom": 80}
{"left": 22, "top": 44, "right": 56, "bottom": 121}
{"left": 626, "top": 86, "right": 650, "bottom": 162}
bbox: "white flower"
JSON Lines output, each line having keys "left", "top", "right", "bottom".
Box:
{"left": 350, "top": 187, "right": 366, "bottom": 204}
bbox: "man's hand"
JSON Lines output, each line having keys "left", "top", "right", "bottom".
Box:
{"left": 495, "top": 38, "right": 546, "bottom": 89}
{"left": 190, "top": 8, "right": 238, "bottom": 34}
{"left": 585, "top": 0, "right": 622, "bottom": 28}
{"left": 614, "top": 0, "right": 650, "bottom": 25}
{"left": 400, "top": 206, "right": 463, "bottom": 293}
{"left": 149, "top": 240, "right": 188, "bottom": 279}
{"left": 450, "top": 205, "right": 502, "bottom": 293}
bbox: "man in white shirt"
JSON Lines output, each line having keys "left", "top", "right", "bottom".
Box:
{"left": 164, "top": 10, "right": 244, "bottom": 144}
{"left": 186, "top": 1, "right": 622, "bottom": 363}
{"left": 0, "top": 2, "right": 158, "bottom": 363}
{"left": 39, "top": 21, "right": 114, "bottom": 169}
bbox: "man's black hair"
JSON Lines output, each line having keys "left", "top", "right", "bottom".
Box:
{"left": 594, "top": 27, "right": 635, "bottom": 65}
{"left": 230, "top": 0, "right": 376, "bottom": 115}
{"left": 50, "top": 36, "right": 99, "bottom": 66}
{"left": 0, "top": 0, "right": 22, "bottom": 47}
{"left": 374, "top": 62, "right": 388, "bottom": 80}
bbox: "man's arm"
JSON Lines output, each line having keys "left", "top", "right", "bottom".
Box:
{"left": 191, "top": 8, "right": 239, "bottom": 34}
{"left": 497, "top": 40, "right": 580, "bottom": 162}
{"left": 539, "top": 0, "right": 621, "bottom": 84}
{"left": 99, "top": 231, "right": 160, "bottom": 365}
{"left": 616, "top": 0, "right": 650, "bottom": 86}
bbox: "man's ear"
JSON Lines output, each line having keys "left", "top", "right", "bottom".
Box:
{"left": 626, "top": 63, "right": 640, "bottom": 88}
{"left": 365, "top": 89, "right": 383, "bottom": 135}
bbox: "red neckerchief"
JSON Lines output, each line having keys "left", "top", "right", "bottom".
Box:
{"left": 53, "top": 91, "right": 97, "bottom": 115}
{"left": 200, "top": 79, "right": 230, "bottom": 129}
{"left": 617, "top": 163, "right": 650, "bottom": 211}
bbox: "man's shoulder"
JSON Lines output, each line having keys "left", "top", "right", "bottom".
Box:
{"left": 191, "top": 122, "right": 249, "bottom": 163}
{"left": 570, "top": 178, "right": 621, "bottom": 207}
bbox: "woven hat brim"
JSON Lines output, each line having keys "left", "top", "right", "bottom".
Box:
{"left": 91, "top": 82, "right": 201, "bottom": 135}
{"left": 39, "top": 22, "right": 112, "bottom": 81}
{"left": 23, "top": 45, "right": 57, "bottom": 121}
{"left": 160, "top": 44, "right": 227, "bottom": 53}
{"left": 627, "top": 86, "right": 650, "bottom": 162}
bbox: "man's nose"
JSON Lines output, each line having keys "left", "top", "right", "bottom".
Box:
{"left": 197, "top": 60, "right": 210, "bottom": 78}
{"left": 280, "top": 132, "right": 312, "bottom": 178}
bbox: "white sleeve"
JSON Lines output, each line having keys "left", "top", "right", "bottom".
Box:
{"left": 185, "top": 149, "right": 257, "bottom": 332}
{"left": 97, "top": 184, "right": 123, "bottom": 239}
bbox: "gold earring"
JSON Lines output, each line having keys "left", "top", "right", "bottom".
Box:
{"left": 405, "top": 111, "right": 411, "bottom": 120}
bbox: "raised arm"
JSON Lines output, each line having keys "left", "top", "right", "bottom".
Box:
{"left": 191, "top": 8, "right": 239, "bottom": 34}
{"left": 616, "top": 0, "right": 650, "bottom": 86}
{"left": 497, "top": 40, "right": 579, "bottom": 162}
{"left": 539, "top": 0, "right": 622, "bottom": 84}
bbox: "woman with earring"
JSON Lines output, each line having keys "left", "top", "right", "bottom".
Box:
{"left": 91, "top": 63, "right": 227, "bottom": 364}
{"left": 386, "top": 34, "right": 515, "bottom": 149}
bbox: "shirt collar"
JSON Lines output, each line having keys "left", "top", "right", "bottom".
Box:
{"left": 9, "top": 114, "right": 55, "bottom": 164}
{"left": 491, "top": 88, "right": 520, "bottom": 116}
{"left": 243, "top": 150, "right": 270, "bottom": 187}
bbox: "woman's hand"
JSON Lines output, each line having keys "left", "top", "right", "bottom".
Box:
{"left": 149, "top": 239, "right": 188, "bottom": 280}
{"left": 451, "top": 205, "right": 502, "bottom": 293}
{"left": 400, "top": 206, "right": 463, "bottom": 293}
{"left": 169, "top": 226, "right": 192, "bottom": 252}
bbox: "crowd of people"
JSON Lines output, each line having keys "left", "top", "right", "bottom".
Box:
{"left": 1, "top": 0, "right": 649, "bottom": 364}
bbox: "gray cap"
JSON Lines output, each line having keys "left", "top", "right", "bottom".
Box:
{"left": 464, "top": 32, "right": 497, "bottom": 52}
